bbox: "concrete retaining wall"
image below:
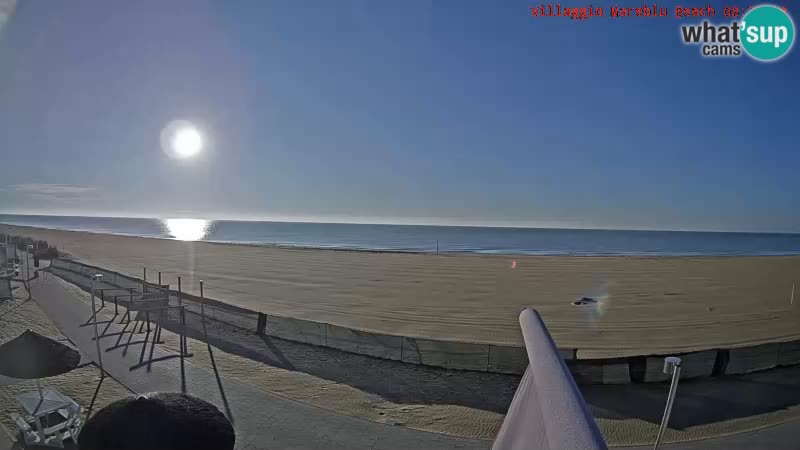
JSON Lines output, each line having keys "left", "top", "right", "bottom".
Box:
{"left": 488, "top": 346, "right": 529, "bottom": 374}
{"left": 401, "top": 338, "right": 490, "bottom": 371}
{"left": 778, "top": 340, "right": 800, "bottom": 366}
{"left": 265, "top": 314, "right": 326, "bottom": 346}
{"left": 568, "top": 360, "right": 631, "bottom": 384}
{"left": 49, "top": 258, "right": 800, "bottom": 382}
{"left": 728, "top": 343, "right": 782, "bottom": 374}
{"left": 630, "top": 350, "right": 718, "bottom": 383}
{"left": 325, "top": 324, "right": 403, "bottom": 360}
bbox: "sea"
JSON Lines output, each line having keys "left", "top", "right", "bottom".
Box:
{"left": 1, "top": 214, "right": 800, "bottom": 256}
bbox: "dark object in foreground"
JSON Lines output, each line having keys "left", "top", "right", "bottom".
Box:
{"left": 0, "top": 329, "right": 80, "bottom": 379}
{"left": 571, "top": 297, "right": 598, "bottom": 306}
{"left": 79, "top": 392, "right": 235, "bottom": 450}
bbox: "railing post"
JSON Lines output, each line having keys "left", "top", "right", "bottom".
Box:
{"left": 179, "top": 305, "right": 185, "bottom": 392}
{"left": 200, "top": 280, "right": 208, "bottom": 341}
{"left": 90, "top": 274, "right": 105, "bottom": 379}
{"left": 178, "top": 277, "right": 187, "bottom": 354}
{"left": 182, "top": 306, "right": 188, "bottom": 350}
{"left": 143, "top": 267, "right": 147, "bottom": 294}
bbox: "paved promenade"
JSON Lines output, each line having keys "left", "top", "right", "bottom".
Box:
{"left": 28, "top": 275, "right": 488, "bottom": 450}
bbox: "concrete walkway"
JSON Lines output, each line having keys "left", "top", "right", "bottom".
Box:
{"left": 29, "top": 275, "right": 489, "bottom": 450}
{"left": 623, "top": 418, "right": 800, "bottom": 450}
{"left": 0, "top": 428, "right": 13, "bottom": 450}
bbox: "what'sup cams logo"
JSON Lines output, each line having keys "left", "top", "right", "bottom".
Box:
{"left": 680, "top": 4, "right": 795, "bottom": 62}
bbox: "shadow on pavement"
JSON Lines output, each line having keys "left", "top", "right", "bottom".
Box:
{"left": 583, "top": 365, "right": 800, "bottom": 429}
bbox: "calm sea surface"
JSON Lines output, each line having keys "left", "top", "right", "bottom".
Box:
{"left": 1, "top": 214, "right": 799, "bottom": 256}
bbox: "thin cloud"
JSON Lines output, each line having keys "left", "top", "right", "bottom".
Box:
{"left": 3, "top": 183, "right": 102, "bottom": 201}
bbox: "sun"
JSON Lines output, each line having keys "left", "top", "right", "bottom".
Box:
{"left": 160, "top": 120, "right": 208, "bottom": 160}
{"left": 172, "top": 126, "right": 204, "bottom": 158}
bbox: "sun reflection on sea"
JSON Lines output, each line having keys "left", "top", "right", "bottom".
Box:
{"left": 163, "top": 218, "right": 210, "bottom": 241}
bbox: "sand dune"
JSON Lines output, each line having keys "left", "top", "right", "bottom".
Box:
{"left": 7, "top": 224, "right": 800, "bottom": 356}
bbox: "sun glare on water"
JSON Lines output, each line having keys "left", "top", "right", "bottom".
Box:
{"left": 164, "top": 219, "right": 210, "bottom": 241}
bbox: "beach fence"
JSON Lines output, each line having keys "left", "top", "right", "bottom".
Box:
{"left": 49, "top": 257, "right": 259, "bottom": 335}
{"left": 50, "top": 259, "right": 195, "bottom": 379}
{"left": 46, "top": 258, "right": 800, "bottom": 381}
{"left": 47, "top": 258, "right": 537, "bottom": 373}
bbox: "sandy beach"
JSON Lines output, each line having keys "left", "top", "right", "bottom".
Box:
{"left": 5, "top": 224, "right": 800, "bottom": 358}
{"left": 4, "top": 263, "right": 798, "bottom": 446}
{"left": 52, "top": 273, "right": 800, "bottom": 445}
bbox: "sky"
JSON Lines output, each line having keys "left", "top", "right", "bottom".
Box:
{"left": 0, "top": 0, "right": 798, "bottom": 232}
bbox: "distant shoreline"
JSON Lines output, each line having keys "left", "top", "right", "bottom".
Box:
{"left": 0, "top": 221, "right": 800, "bottom": 258}
{"left": 3, "top": 212, "right": 800, "bottom": 235}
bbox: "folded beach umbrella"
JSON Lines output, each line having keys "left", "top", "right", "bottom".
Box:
{"left": 0, "top": 329, "right": 81, "bottom": 380}
{"left": 79, "top": 392, "right": 235, "bottom": 450}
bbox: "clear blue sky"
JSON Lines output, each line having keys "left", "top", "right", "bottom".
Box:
{"left": 0, "top": 0, "right": 797, "bottom": 232}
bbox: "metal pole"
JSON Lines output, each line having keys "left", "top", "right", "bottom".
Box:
{"left": 654, "top": 357, "right": 682, "bottom": 450}
{"left": 143, "top": 267, "right": 147, "bottom": 293}
{"left": 91, "top": 274, "right": 105, "bottom": 378}
{"left": 178, "top": 277, "right": 185, "bottom": 354}
{"left": 200, "top": 280, "right": 207, "bottom": 341}
{"left": 179, "top": 305, "right": 185, "bottom": 391}
{"left": 158, "top": 271, "right": 162, "bottom": 287}
{"left": 436, "top": 240, "right": 439, "bottom": 255}
{"left": 26, "top": 245, "right": 32, "bottom": 281}
{"left": 20, "top": 247, "right": 25, "bottom": 281}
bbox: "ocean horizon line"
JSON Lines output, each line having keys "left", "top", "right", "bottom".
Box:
{"left": 3, "top": 214, "right": 800, "bottom": 257}
{"left": 2, "top": 212, "right": 799, "bottom": 236}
